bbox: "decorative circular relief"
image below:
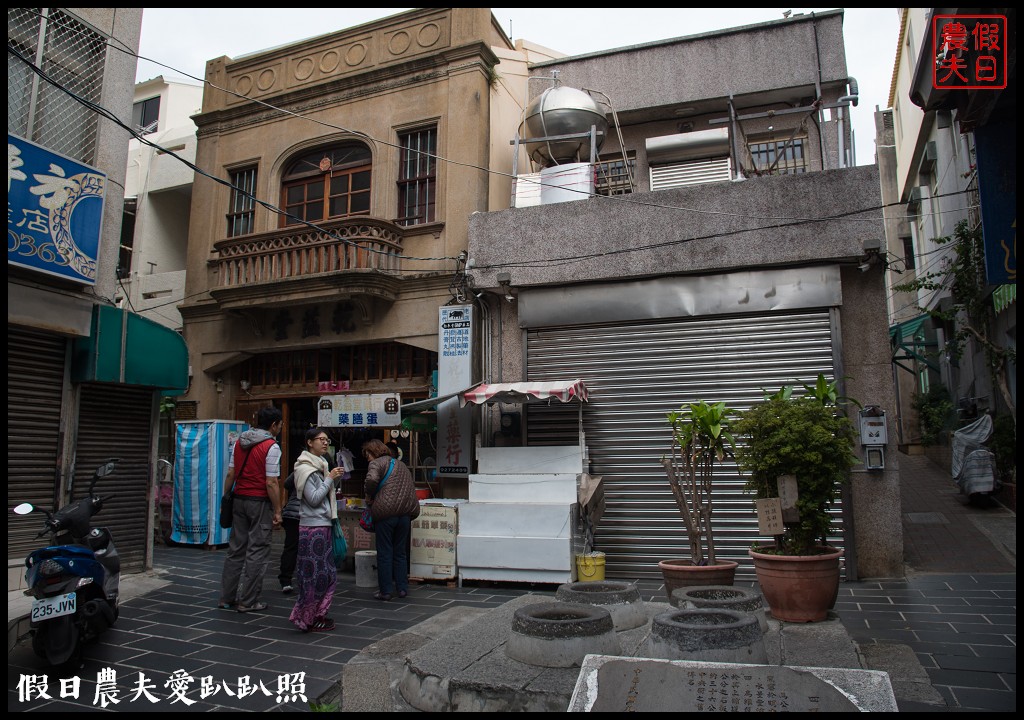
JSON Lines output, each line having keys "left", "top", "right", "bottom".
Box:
{"left": 256, "top": 68, "right": 277, "bottom": 91}
{"left": 235, "top": 75, "right": 253, "bottom": 95}
{"left": 344, "top": 43, "right": 367, "bottom": 66}
{"left": 388, "top": 30, "right": 411, "bottom": 55}
{"left": 319, "top": 50, "right": 340, "bottom": 74}
{"left": 294, "top": 57, "right": 315, "bottom": 81}
{"left": 417, "top": 23, "right": 441, "bottom": 47}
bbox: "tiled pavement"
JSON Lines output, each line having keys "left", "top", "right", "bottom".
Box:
{"left": 9, "top": 451, "right": 1015, "bottom": 712}
{"left": 837, "top": 452, "right": 1016, "bottom": 712}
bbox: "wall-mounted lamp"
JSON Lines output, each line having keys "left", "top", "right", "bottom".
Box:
{"left": 496, "top": 271, "right": 515, "bottom": 303}
{"left": 240, "top": 380, "right": 251, "bottom": 391}
{"left": 215, "top": 377, "right": 224, "bottom": 394}
{"left": 859, "top": 238, "right": 882, "bottom": 272}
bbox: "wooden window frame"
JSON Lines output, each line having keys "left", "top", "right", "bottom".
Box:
{"left": 280, "top": 145, "right": 372, "bottom": 228}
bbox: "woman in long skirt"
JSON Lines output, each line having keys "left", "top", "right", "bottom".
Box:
{"left": 289, "top": 427, "right": 344, "bottom": 632}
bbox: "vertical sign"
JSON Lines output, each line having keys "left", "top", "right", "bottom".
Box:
{"left": 974, "top": 116, "right": 1016, "bottom": 286}
{"left": 437, "top": 305, "right": 473, "bottom": 477}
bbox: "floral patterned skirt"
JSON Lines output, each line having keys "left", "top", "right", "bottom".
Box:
{"left": 289, "top": 525, "right": 336, "bottom": 631}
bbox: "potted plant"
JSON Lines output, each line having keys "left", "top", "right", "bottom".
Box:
{"left": 733, "top": 374, "right": 859, "bottom": 622}
{"left": 658, "top": 400, "right": 739, "bottom": 600}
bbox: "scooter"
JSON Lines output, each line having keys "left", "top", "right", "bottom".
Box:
{"left": 14, "top": 458, "right": 122, "bottom": 666}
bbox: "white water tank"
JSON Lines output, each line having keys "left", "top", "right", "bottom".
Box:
{"left": 540, "top": 163, "right": 595, "bottom": 205}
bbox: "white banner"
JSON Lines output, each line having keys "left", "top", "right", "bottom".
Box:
{"left": 318, "top": 394, "right": 401, "bottom": 427}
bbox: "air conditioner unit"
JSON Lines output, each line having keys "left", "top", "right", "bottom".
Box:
{"left": 919, "top": 141, "right": 937, "bottom": 174}
{"left": 907, "top": 186, "right": 923, "bottom": 209}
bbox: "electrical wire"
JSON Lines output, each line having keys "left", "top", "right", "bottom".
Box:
{"left": 10, "top": 12, "right": 986, "bottom": 276}
{"left": 8, "top": 42, "right": 460, "bottom": 268}
{"left": 24, "top": 9, "right": 914, "bottom": 226}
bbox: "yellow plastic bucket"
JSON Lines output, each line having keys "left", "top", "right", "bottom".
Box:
{"left": 575, "top": 552, "right": 606, "bottom": 582}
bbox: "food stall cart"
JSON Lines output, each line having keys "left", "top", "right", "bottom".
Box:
{"left": 454, "top": 379, "right": 592, "bottom": 585}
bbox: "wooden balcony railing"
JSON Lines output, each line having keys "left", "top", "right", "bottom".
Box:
{"left": 212, "top": 217, "right": 403, "bottom": 289}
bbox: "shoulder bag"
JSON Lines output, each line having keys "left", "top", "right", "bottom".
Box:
{"left": 331, "top": 517, "right": 348, "bottom": 568}
{"left": 360, "top": 458, "right": 395, "bottom": 533}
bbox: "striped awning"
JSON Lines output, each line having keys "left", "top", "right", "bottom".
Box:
{"left": 460, "top": 379, "right": 589, "bottom": 407}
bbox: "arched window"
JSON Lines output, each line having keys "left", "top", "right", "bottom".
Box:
{"left": 280, "top": 144, "right": 371, "bottom": 227}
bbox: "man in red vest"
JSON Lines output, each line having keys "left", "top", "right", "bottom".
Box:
{"left": 218, "top": 406, "right": 284, "bottom": 612}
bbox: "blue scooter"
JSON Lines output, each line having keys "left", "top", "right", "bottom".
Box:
{"left": 14, "top": 458, "right": 122, "bottom": 666}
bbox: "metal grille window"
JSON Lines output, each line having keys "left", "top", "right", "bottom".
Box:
{"left": 595, "top": 154, "right": 636, "bottom": 196}
{"left": 397, "top": 127, "right": 437, "bottom": 226}
{"left": 8, "top": 8, "right": 106, "bottom": 165}
{"left": 132, "top": 95, "right": 160, "bottom": 134}
{"left": 227, "top": 166, "right": 257, "bottom": 237}
{"left": 281, "top": 144, "right": 372, "bottom": 227}
{"left": 747, "top": 138, "right": 807, "bottom": 176}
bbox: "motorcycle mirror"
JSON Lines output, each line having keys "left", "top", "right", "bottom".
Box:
{"left": 13, "top": 503, "right": 35, "bottom": 515}
{"left": 95, "top": 459, "right": 120, "bottom": 478}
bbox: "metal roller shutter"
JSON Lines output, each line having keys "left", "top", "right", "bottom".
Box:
{"left": 75, "top": 384, "right": 156, "bottom": 572}
{"left": 8, "top": 327, "right": 67, "bottom": 560}
{"left": 526, "top": 310, "right": 842, "bottom": 580}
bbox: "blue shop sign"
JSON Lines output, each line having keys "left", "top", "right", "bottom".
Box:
{"left": 8, "top": 133, "right": 105, "bottom": 285}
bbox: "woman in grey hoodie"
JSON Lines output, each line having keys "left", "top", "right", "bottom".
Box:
{"left": 288, "top": 428, "right": 344, "bottom": 632}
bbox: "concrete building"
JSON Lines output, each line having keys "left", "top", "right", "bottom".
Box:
{"left": 8, "top": 8, "right": 186, "bottom": 579}
{"left": 467, "top": 11, "right": 903, "bottom": 580}
{"left": 881, "top": 8, "right": 1016, "bottom": 461}
{"left": 177, "top": 8, "right": 561, "bottom": 477}
{"left": 116, "top": 76, "right": 204, "bottom": 331}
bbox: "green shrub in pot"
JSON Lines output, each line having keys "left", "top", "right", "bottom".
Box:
{"left": 733, "top": 375, "right": 859, "bottom": 556}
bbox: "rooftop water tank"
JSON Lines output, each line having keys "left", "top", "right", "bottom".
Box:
{"left": 519, "top": 86, "right": 608, "bottom": 167}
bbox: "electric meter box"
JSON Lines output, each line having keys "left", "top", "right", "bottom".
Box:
{"left": 858, "top": 406, "right": 888, "bottom": 446}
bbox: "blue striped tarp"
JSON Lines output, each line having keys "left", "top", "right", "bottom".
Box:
{"left": 173, "top": 420, "right": 247, "bottom": 545}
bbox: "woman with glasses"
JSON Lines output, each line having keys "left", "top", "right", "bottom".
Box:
{"left": 289, "top": 427, "right": 345, "bottom": 632}
{"left": 363, "top": 438, "right": 420, "bottom": 601}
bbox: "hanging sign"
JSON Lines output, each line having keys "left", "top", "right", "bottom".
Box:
{"left": 318, "top": 394, "right": 401, "bottom": 427}
{"left": 756, "top": 498, "right": 785, "bottom": 536}
{"left": 776, "top": 475, "right": 800, "bottom": 523}
{"left": 8, "top": 133, "right": 105, "bottom": 284}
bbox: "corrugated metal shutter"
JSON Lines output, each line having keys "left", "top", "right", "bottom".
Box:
{"left": 526, "top": 310, "right": 842, "bottom": 580}
{"left": 650, "top": 157, "right": 731, "bottom": 190}
{"left": 75, "top": 384, "right": 156, "bottom": 572}
{"left": 8, "top": 327, "right": 67, "bottom": 560}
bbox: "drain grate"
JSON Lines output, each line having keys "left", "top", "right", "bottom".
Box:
{"left": 904, "top": 512, "right": 949, "bottom": 524}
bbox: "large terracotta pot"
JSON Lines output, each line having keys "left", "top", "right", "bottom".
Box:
{"left": 749, "top": 545, "right": 842, "bottom": 623}
{"left": 657, "top": 559, "right": 738, "bottom": 602}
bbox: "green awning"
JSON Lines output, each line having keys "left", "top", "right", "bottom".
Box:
{"left": 72, "top": 305, "right": 189, "bottom": 394}
{"left": 888, "top": 314, "right": 927, "bottom": 341}
{"left": 993, "top": 284, "right": 1016, "bottom": 314}
{"left": 889, "top": 313, "right": 938, "bottom": 373}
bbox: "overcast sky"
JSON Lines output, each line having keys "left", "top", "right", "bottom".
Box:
{"left": 136, "top": 7, "right": 901, "bottom": 167}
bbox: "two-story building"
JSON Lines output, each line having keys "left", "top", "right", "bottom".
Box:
{"left": 178, "top": 8, "right": 560, "bottom": 477}
{"left": 467, "top": 11, "right": 903, "bottom": 580}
